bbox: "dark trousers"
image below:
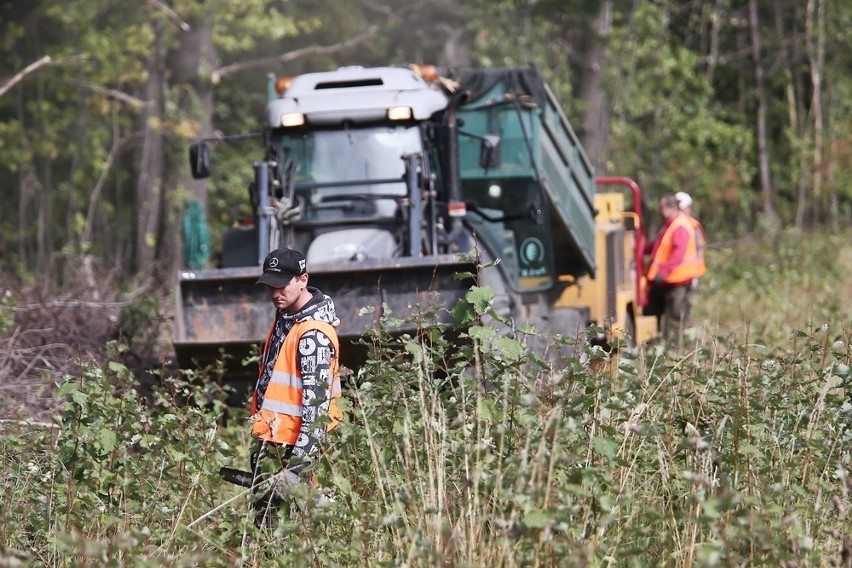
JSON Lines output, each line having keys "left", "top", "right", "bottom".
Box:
{"left": 645, "top": 283, "right": 692, "bottom": 347}
{"left": 250, "top": 442, "right": 296, "bottom": 527}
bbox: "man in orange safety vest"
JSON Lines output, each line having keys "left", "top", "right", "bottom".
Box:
{"left": 644, "top": 194, "right": 707, "bottom": 347}
{"left": 249, "top": 247, "right": 342, "bottom": 526}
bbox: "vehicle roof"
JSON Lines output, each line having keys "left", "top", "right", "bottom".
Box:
{"left": 267, "top": 66, "right": 449, "bottom": 126}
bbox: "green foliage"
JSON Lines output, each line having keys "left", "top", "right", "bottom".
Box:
{"left": 606, "top": 2, "right": 755, "bottom": 236}
{"left": 3, "top": 232, "right": 849, "bottom": 564}
{"left": 0, "top": 288, "right": 14, "bottom": 336}
{"left": 210, "top": 0, "right": 301, "bottom": 54}
{"left": 0, "top": 359, "right": 242, "bottom": 565}
{"left": 466, "top": 0, "right": 594, "bottom": 119}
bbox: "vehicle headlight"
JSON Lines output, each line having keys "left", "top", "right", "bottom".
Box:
{"left": 387, "top": 106, "right": 413, "bottom": 120}
{"left": 280, "top": 112, "right": 305, "bottom": 127}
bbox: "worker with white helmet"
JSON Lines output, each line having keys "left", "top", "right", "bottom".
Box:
{"left": 675, "top": 192, "right": 706, "bottom": 335}
{"left": 645, "top": 194, "right": 706, "bottom": 347}
{"left": 674, "top": 191, "right": 705, "bottom": 268}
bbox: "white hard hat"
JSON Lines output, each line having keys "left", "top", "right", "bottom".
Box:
{"left": 675, "top": 191, "right": 693, "bottom": 209}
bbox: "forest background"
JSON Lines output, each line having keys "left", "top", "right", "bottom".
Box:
{"left": 1, "top": 0, "right": 850, "bottom": 291}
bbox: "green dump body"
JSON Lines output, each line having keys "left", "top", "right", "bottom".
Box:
{"left": 455, "top": 66, "right": 598, "bottom": 281}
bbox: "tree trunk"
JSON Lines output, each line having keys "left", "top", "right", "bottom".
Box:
{"left": 168, "top": 16, "right": 217, "bottom": 209}
{"left": 806, "top": 0, "right": 825, "bottom": 226}
{"left": 159, "top": 15, "right": 218, "bottom": 280}
{"left": 134, "top": 23, "right": 166, "bottom": 282}
{"left": 827, "top": 119, "right": 840, "bottom": 228}
{"left": 16, "top": 89, "right": 33, "bottom": 271}
{"left": 747, "top": 0, "right": 777, "bottom": 223}
{"left": 579, "top": 0, "right": 612, "bottom": 169}
{"left": 67, "top": 69, "right": 88, "bottom": 250}
{"left": 736, "top": 26, "right": 747, "bottom": 118}
{"left": 777, "top": 6, "right": 809, "bottom": 229}
{"left": 34, "top": 70, "right": 53, "bottom": 279}
{"left": 704, "top": 0, "right": 723, "bottom": 87}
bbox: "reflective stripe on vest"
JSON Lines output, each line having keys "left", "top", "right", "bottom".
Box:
{"left": 261, "top": 368, "right": 303, "bottom": 416}
{"left": 647, "top": 213, "right": 707, "bottom": 284}
{"left": 252, "top": 319, "right": 341, "bottom": 445}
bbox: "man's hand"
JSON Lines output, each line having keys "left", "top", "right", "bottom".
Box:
{"left": 274, "top": 467, "right": 302, "bottom": 488}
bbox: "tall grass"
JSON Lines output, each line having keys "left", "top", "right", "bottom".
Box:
{"left": 694, "top": 228, "right": 851, "bottom": 345}
{"left": 1, "top": 229, "right": 850, "bottom": 566}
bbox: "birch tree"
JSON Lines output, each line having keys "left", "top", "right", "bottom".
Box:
{"left": 747, "top": 0, "right": 777, "bottom": 224}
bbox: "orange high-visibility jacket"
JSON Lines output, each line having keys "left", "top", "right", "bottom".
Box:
{"left": 647, "top": 213, "right": 707, "bottom": 284}
{"left": 251, "top": 320, "right": 342, "bottom": 445}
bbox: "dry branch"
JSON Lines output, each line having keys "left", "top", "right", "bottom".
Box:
{"left": 146, "top": 0, "right": 191, "bottom": 31}
{"left": 77, "top": 81, "right": 148, "bottom": 109}
{"left": 209, "top": 0, "right": 422, "bottom": 85}
{"left": 0, "top": 419, "right": 59, "bottom": 430}
{"left": 4, "top": 282, "right": 151, "bottom": 312}
{"left": 0, "top": 275, "right": 163, "bottom": 422}
{"left": 0, "top": 55, "right": 52, "bottom": 98}
{"left": 211, "top": 24, "right": 382, "bottom": 84}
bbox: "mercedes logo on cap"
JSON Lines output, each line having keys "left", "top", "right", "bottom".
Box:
{"left": 269, "top": 258, "right": 279, "bottom": 267}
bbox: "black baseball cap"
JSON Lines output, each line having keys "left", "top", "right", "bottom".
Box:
{"left": 256, "top": 248, "right": 307, "bottom": 287}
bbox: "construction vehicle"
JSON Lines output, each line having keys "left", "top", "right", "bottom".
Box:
{"left": 173, "top": 63, "right": 657, "bottom": 381}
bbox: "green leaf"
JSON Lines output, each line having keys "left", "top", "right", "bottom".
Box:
{"left": 492, "top": 336, "right": 526, "bottom": 360}
{"left": 593, "top": 436, "right": 619, "bottom": 460}
{"left": 403, "top": 340, "right": 423, "bottom": 364}
{"left": 452, "top": 299, "right": 476, "bottom": 325}
{"left": 523, "top": 510, "right": 553, "bottom": 528}
{"left": 477, "top": 399, "right": 501, "bottom": 422}
{"left": 98, "top": 428, "right": 117, "bottom": 454}
{"left": 465, "top": 286, "right": 494, "bottom": 311}
{"left": 332, "top": 474, "right": 352, "bottom": 496}
{"left": 71, "top": 390, "right": 89, "bottom": 406}
{"left": 739, "top": 443, "right": 763, "bottom": 458}
{"left": 467, "top": 325, "right": 496, "bottom": 341}
{"left": 701, "top": 500, "right": 721, "bottom": 520}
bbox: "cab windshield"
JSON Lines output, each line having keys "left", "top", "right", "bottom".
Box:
{"left": 279, "top": 125, "right": 422, "bottom": 199}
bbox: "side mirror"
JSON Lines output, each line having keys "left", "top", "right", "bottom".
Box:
{"left": 479, "top": 134, "right": 501, "bottom": 170}
{"left": 189, "top": 142, "right": 212, "bottom": 179}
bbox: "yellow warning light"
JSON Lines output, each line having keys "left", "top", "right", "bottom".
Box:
{"left": 411, "top": 64, "right": 440, "bottom": 83}
{"left": 418, "top": 65, "right": 439, "bottom": 82}
{"left": 275, "top": 76, "right": 294, "bottom": 95}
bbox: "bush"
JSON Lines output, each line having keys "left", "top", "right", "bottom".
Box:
{"left": 1, "top": 230, "right": 850, "bottom": 565}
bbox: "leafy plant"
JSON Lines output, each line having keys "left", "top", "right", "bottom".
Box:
{"left": 1, "top": 231, "right": 850, "bottom": 565}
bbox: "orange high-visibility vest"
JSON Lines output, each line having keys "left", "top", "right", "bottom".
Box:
{"left": 251, "top": 320, "right": 342, "bottom": 445}
{"left": 647, "top": 213, "right": 706, "bottom": 284}
{"left": 690, "top": 216, "right": 706, "bottom": 268}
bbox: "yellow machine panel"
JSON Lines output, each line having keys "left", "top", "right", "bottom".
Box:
{"left": 555, "top": 190, "right": 654, "bottom": 345}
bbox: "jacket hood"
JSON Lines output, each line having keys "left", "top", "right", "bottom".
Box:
{"left": 283, "top": 286, "right": 340, "bottom": 327}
